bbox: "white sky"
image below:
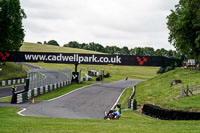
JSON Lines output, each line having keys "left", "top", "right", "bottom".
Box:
{"left": 20, "top": 0, "right": 179, "bottom": 50}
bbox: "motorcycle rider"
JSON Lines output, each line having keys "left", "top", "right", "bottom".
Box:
{"left": 112, "top": 103, "right": 121, "bottom": 118}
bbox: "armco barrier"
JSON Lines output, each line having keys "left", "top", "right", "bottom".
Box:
{"left": 16, "top": 80, "right": 71, "bottom": 103}
{"left": 0, "top": 78, "right": 26, "bottom": 87}
{"left": 142, "top": 104, "right": 200, "bottom": 120}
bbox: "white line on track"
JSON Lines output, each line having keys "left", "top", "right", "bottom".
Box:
{"left": 111, "top": 87, "right": 129, "bottom": 110}
{"left": 47, "top": 83, "right": 101, "bottom": 102}
{"left": 0, "top": 95, "right": 11, "bottom": 99}
{"left": 17, "top": 108, "right": 26, "bottom": 116}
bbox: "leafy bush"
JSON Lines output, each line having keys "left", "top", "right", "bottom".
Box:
{"left": 157, "top": 66, "right": 175, "bottom": 74}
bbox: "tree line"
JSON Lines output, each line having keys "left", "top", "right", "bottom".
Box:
{"left": 63, "top": 41, "right": 181, "bottom": 58}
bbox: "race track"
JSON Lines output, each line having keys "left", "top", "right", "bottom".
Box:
{"left": 0, "top": 64, "right": 69, "bottom": 98}
{"left": 21, "top": 79, "right": 142, "bottom": 119}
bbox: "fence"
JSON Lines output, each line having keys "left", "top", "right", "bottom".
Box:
{"left": 0, "top": 78, "right": 26, "bottom": 86}
{"left": 180, "top": 85, "right": 200, "bottom": 97}
{"left": 11, "top": 69, "right": 72, "bottom": 103}
{"left": 27, "top": 69, "right": 72, "bottom": 90}
{"left": 15, "top": 80, "right": 71, "bottom": 103}
{"left": 128, "top": 86, "right": 137, "bottom": 110}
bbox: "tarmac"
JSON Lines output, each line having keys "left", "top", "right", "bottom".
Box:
{"left": 0, "top": 79, "right": 142, "bottom": 119}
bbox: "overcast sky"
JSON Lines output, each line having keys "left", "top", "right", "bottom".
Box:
{"left": 20, "top": 0, "right": 179, "bottom": 50}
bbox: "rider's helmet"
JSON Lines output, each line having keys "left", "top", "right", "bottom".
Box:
{"left": 117, "top": 103, "right": 121, "bottom": 108}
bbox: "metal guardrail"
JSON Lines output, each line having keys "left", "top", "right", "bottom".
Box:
{"left": 27, "top": 69, "right": 72, "bottom": 90}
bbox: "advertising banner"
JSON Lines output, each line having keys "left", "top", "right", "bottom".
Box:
{"left": 0, "top": 51, "right": 182, "bottom": 67}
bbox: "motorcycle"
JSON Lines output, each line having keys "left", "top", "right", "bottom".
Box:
{"left": 104, "top": 110, "right": 120, "bottom": 120}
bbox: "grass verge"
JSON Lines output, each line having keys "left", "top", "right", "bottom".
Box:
{"left": 135, "top": 68, "right": 200, "bottom": 111}
{"left": 20, "top": 42, "right": 103, "bottom": 54}
{"left": 0, "top": 62, "right": 27, "bottom": 81}
{"left": 1, "top": 73, "right": 200, "bottom": 132}
{"left": 29, "top": 62, "right": 159, "bottom": 81}
{"left": 119, "top": 87, "right": 132, "bottom": 109}
{"left": 0, "top": 107, "right": 200, "bottom": 133}
{"left": 0, "top": 96, "right": 11, "bottom": 102}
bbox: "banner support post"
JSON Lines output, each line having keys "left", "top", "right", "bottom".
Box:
{"left": 75, "top": 64, "right": 78, "bottom": 73}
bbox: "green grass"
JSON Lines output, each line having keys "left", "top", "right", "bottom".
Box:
{"left": 1, "top": 67, "right": 200, "bottom": 132}
{"left": 0, "top": 96, "right": 11, "bottom": 102}
{"left": 28, "top": 63, "right": 159, "bottom": 81}
{"left": 20, "top": 42, "right": 159, "bottom": 81}
{"left": 0, "top": 107, "right": 200, "bottom": 133}
{"left": 1, "top": 42, "right": 199, "bottom": 132}
{"left": 135, "top": 68, "right": 200, "bottom": 111}
{"left": 20, "top": 42, "right": 103, "bottom": 54}
{"left": 119, "top": 87, "right": 132, "bottom": 109}
{"left": 0, "top": 62, "right": 27, "bottom": 81}
{"left": 0, "top": 82, "right": 96, "bottom": 102}
{"left": 35, "top": 81, "right": 96, "bottom": 100}
{"left": 162, "top": 93, "right": 200, "bottom": 112}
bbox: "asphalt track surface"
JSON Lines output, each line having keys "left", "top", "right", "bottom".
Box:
{"left": 0, "top": 64, "right": 69, "bottom": 98}
{"left": 0, "top": 85, "right": 24, "bottom": 98}
{"left": 0, "top": 64, "right": 40, "bottom": 98}
{"left": 25, "top": 64, "right": 70, "bottom": 90}
{"left": 20, "top": 79, "right": 142, "bottom": 119}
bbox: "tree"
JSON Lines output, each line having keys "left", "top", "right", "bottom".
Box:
{"left": 0, "top": 0, "right": 26, "bottom": 51}
{"left": 130, "top": 47, "right": 144, "bottom": 56}
{"left": 120, "top": 46, "right": 129, "bottom": 55}
{"left": 37, "top": 41, "right": 42, "bottom": 44}
{"left": 143, "top": 47, "right": 154, "bottom": 56}
{"left": 155, "top": 48, "right": 168, "bottom": 57}
{"left": 47, "top": 40, "right": 59, "bottom": 46}
{"left": 63, "top": 41, "right": 80, "bottom": 48}
{"left": 167, "top": 0, "right": 200, "bottom": 61}
{"left": 87, "top": 42, "right": 105, "bottom": 52}
{"left": 105, "top": 46, "right": 121, "bottom": 54}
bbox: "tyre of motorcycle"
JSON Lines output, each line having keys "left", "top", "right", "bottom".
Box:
{"left": 114, "top": 115, "right": 120, "bottom": 119}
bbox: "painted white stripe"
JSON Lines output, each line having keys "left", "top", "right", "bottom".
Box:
{"left": 2, "top": 81, "right": 6, "bottom": 86}
{"left": 21, "top": 78, "right": 25, "bottom": 83}
{"left": 13, "top": 80, "right": 16, "bottom": 85}
{"left": 40, "top": 86, "right": 43, "bottom": 94}
{"left": 28, "top": 90, "right": 32, "bottom": 99}
{"left": 17, "top": 79, "right": 21, "bottom": 84}
{"left": 57, "top": 82, "right": 60, "bottom": 88}
{"left": 54, "top": 83, "right": 57, "bottom": 89}
{"left": 0, "top": 95, "right": 11, "bottom": 99}
{"left": 48, "top": 83, "right": 100, "bottom": 102}
{"left": 111, "top": 87, "right": 129, "bottom": 110}
{"left": 8, "top": 80, "right": 11, "bottom": 85}
{"left": 45, "top": 85, "right": 48, "bottom": 93}
{"left": 17, "top": 108, "right": 26, "bottom": 116}
{"left": 50, "top": 84, "right": 53, "bottom": 91}
{"left": 34, "top": 88, "right": 37, "bottom": 96}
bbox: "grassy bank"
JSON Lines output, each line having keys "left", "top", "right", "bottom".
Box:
{"left": 0, "top": 62, "right": 27, "bottom": 81}
{"left": 135, "top": 68, "right": 200, "bottom": 111}
{"left": 20, "top": 42, "right": 103, "bottom": 54}
{"left": 1, "top": 67, "right": 200, "bottom": 132}
{"left": 1, "top": 42, "right": 200, "bottom": 132}
{"left": 0, "top": 107, "right": 200, "bottom": 133}
{"left": 29, "top": 62, "right": 159, "bottom": 81}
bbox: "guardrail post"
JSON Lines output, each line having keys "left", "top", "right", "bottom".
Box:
{"left": 180, "top": 86, "right": 185, "bottom": 98}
